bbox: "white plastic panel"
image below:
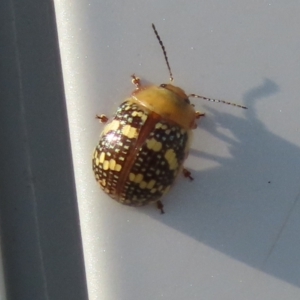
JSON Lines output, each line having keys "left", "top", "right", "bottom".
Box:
{"left": 54, "top": 1, "right": 300, "bottom": 299}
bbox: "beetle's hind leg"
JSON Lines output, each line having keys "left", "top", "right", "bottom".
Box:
{"left": 96, "top": 114, "right": 108, "bottom": 123}
{"left": 131, "top": 74, "right": 141, "bottom": 89}
{"left": 156, "top": 200, "right": 165, "bottom": 214}
{"left": 183, "top": 168, "right": 194, "bottom": 181}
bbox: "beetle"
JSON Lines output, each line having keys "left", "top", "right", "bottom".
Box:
{"left": 92, "top": 24, "right": 246, "bottom": 213}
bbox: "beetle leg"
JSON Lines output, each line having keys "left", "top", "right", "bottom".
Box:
{"left": 156, "top": 200, "right": 165, "bottom": 214}
{"left": 131, "top": 74, "right": 141, "bottom": 89}
{"left": 192, "top": 111, "right": 205, "bottom": 129}
{"left": 195, "top": 111, "right": 205, "bottom": 119}
{"left": 183, "top": 168, "right": 194, "bottom": 181}
{"left": 96, "top": 114, "right": 108, "bottom": 123}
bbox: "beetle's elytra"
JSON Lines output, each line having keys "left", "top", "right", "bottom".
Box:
{"left": 92, "top": 24, "right": 247, "bottom": 213}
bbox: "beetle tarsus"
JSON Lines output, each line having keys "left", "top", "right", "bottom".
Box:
{"left": 131, "top": 74, "right": 141, "bottom": 89}
{"left": 96, "top": 114, "right": 108, "bottom": 123}
{"left": 183, "top": 168, "right": 194, "bottom": 181}
{"left": 195, "top": 111, "right": 205, "bottom": 119}
{"left": 157, "top": 200, "right": 165, "bottom": 214}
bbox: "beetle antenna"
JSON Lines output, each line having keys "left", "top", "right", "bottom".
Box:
{"left": 189, "top": 94, "right": 247, "bottom": 109}
{"left": 152, "top": 23, "right": 174, "bottom": 82}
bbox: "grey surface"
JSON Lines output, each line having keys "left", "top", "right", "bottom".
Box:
{"left": 0, "top": 1, "right": 88, "bottom": 299}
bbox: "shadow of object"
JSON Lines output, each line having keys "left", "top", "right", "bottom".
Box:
{"left": 147, "top": 79, "right": 300, "bottom": 287}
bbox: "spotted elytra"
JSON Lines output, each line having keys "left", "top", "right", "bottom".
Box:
{"left": 92, "top": 24, "right": 247, "bottom": 214}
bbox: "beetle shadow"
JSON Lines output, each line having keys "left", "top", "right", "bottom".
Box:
{"left": 144, "top": 78, "right": 300, "bottom": 287}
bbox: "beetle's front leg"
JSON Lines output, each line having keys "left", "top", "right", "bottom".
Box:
{"left": 191, "top": 111, "right": 205, "bottom": 129}
{"left": 131, "top": 74, "right": 141, "bottom": 89}
{"left": 195, "top": 111, "right": 205, "bottom": 119}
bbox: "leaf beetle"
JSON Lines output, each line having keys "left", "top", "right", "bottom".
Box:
{"left": 92, "top": 24, "right": 246, "bottom": 213}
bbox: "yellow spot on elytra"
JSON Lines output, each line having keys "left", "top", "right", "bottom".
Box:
{"left": 129, "top": 173, "right": 135, "bottom": 181}
{"left": 156, "top": 123, "right": 167, "bottom": 130}
{"left": 141, "top": 114, "right": 147, "bottom": 122}
{"left": 122, "top": 125, "right": 138, "bottom": 139}
{"left": 139, "top": 181, "right": 147, "bottom": 189}
{"left": 163, "top": 186, "right": 171, "bottom": 195}
{"left": 99, "top": 152, "right": 105, "bottom": 163}
{"left": 109, "top": 159, "right": 116, "bottom": 170}
{"left": 146, "top": 138, "right": 162, "bottom": 152}
{"left": 115, "top": 164, "right": 122, "bottom": 172}
{"left": 164, "top": 149, "right": 178, "bottom": 170}
{"left": 102, "top": 158, "right": 122, "bottom": 172}
{"left": 103, "top": 160, "right": 109, "bottom": 170}
{"left": 132, "top": 111, "right": 144, "bottom": 117}
{"left": 99, "top": 179, "right": 106, "bottom": 186}
{"left": 150, "top": 188, "right": 157, "bottom": 193}
{"left": 129, "top": 173, "right": 146, "bottom": 183}
{"left": 134, "top": 173, "right": 143, "bottom": 183}
{"left": 93, "top": 151, "right": 97, "bottom": 159}
{"left": 146, "top": 180, "right": 156, "bottom": 189}
{"left": 102, "top": 120, "right": 120, "bottom": 135}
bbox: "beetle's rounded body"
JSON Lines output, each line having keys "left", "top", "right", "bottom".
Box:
{"left": 92, "top": 24, "right": 246, "bottom": 213}
{"left": 92, "top": 84, "right": 197, "bottom": 208}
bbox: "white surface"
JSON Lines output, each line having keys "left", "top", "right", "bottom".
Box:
{"left": 54, "top": 1, "right": 300, "bottom": 299}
